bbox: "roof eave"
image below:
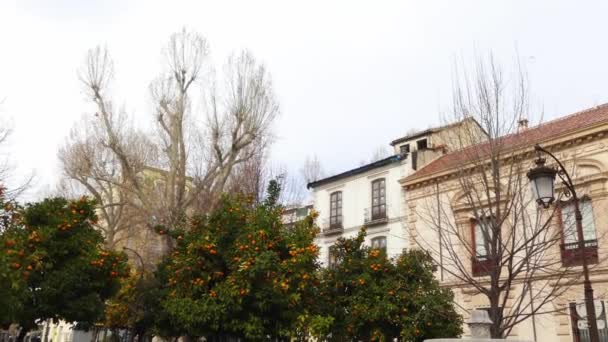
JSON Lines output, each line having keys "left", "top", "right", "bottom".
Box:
{"left": 307, "top": 155, "right": 404, "bottom": 189}
{"left": 400, "top": 121, "right": 608, "bottom": 188}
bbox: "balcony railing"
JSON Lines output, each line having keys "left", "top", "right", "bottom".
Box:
{"left": 364, "top": 205, "right": 390, "bottom": 226}
{"left": 471, "top": 255, "right": 493, "bottom": 277}
{"left": 560, "top": 239, "right": 599, "bottom": 267}
{"left": 321, "top": 216, "right": 343, "bottom": 235}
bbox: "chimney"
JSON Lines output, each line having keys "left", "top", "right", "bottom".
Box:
{"left": 518, "top": 118, "right": 529, "bottom": 131}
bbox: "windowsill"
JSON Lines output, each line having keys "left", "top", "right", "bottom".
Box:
{"left": 364, "top": 216, "right": 389, "bottom": 226}
{"left": 323, "top": 226, "right": 344, "bottom": 236}
{"left": 363, "top": 213, "right": 388, "bottom": 227}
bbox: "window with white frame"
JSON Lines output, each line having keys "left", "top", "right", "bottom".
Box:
{"left": 561, "top": 199, "right": 596, "bottom": 244}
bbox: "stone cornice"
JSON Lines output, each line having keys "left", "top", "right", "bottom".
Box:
{"left": 442, "top": 266, "right": 608, "bottom": 292}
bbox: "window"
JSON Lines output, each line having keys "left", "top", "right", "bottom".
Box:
{"left": 561, "top": 200, "right": 597, "bottom": 244}
{"left": 569, "top": 301, "right": 608, "bottom": 341}
{"left": 371, "top": 236, "right": 387, "bottom": 252}
{"left": 473, "top": 217, "right": 493, "bottom": 260}
{"left": 399, "top": 144, "right": 410, "bottom": 155}
{"left": 371, "top": 179, "right": 386, "bottom": 220}
{"left": 328, "top": 245, "right": 338, "bottom": 268}
{"left": 296, "top": 207, "right": 309, "bottom": 218}
{"left": 417, "top": 138, "right": 428, "bottom": 150}
{"left": 330, "top": 191, "right": 343, "bottom": 228}
{"left": 559, "top": 199, "right": 599, "bottom": 267}
{"left": 471, "top": 217, "right": 494, "bottom": 276}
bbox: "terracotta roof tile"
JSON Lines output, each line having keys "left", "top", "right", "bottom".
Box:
{"left": 403, "top": 104, "right": 608, "bottom": 184}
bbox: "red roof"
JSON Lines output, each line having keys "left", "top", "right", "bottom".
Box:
{"left": 403, "top": 104, "right": 608, "bottom": 184}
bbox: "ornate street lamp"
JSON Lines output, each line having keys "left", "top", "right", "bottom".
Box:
{"left": 528, "top": 144, "right": 600, "bottom": 342}
{"left": 527, "top": 156, "right": 557, "bottom": 208}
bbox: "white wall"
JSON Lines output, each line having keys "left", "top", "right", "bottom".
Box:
{"left": 312, "top": 158, "right": 412, "bottom": 265}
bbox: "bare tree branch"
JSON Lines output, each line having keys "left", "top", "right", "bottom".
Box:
{"left": 60, "top": 30, "right": 279, "bottom": 264}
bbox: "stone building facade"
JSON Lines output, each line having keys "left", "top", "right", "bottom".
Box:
{"left": 401, "top": 104, "right": 608, "bottom": 341}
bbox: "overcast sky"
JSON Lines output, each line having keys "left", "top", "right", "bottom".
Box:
{"left": 1, "top": 0, "right": 608, "bottom": 200}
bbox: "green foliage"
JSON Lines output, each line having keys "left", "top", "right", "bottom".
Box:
{"left": 316, "top": 229, "right": 463, "bottom": 341}
{"left": 157, "top": 182, "right": 320, "bottom": 340}
{"left": 0, "top": 192, "right": 24, "bottom": 327}
{"left": 0, "top": 183, "right": 463, "bottom": 341}
{"left": 104, "top": 270, "right": 162, "bottom": 339}
{"left": 0, "top": 197, "right": 129, "bottom": 331}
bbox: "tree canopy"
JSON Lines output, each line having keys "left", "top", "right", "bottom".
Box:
{"left": 0, "top": 182, "right": 463, "bottom": 341}
{"left": 156, "top": 180, "right": 320, "bottom": 340}
{"left": 0, "top": 196, "right": 129, "bottom": 338}
{"left": 316, "top": 230, "right": 463, "bottom": 341}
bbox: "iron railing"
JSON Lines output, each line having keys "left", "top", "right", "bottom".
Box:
{"left": 321, "top": 216, "right": 343, "bottom": 235}
{"left": 364, "top": 204, "right": 390, "bottom": 224}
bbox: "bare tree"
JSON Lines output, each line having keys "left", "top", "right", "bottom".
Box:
{"left": 62, "top": 29, "right": 279, "bottom": 258}
{"left": 410, "top": 57, "right": 584, "bottom": 338}
{"left": 225, "top": 145, "right": 267, "bottom": 203}
{"left": 301, "top": 155, "right": 324, "bottom": 185}
{"left": 0, "top": 100, "right": 32, "bottom": 199}
{"left": 369, "top": 145, "right": 390, "bottom": 162}
{"left": 226, "top": 153, "right": 308, "bottom": 207}
{"left": 274, "top": 165, "right": 307, "bottom": 206}
{"left": 58, "top": 115, "right": 155, "bottom": 249}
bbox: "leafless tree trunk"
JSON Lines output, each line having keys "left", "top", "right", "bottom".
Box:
{"left": 61, "top": 29, "right": 279, "bottom": 260}
{"left": 412, "top": 56, "right": 585, "bottom": 338}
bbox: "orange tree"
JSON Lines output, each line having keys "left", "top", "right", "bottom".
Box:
{"left": 0, "top": 197, "right": 129, "bottom": 340}
{"left": 156, "top": 180, "right": 320, "bottom": 340}
{"left": 316, "top": 230, "right": 463, "bottom": 341}
{"left": 104, "top": 270, "right": 163, "bottom": 341}
{"left": 0, "top": 187, "right": 23, "bottom": 329}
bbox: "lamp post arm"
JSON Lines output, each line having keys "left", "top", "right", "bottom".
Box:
{"left": 122, "top": 246, "right": 146, "bottom": 279}
{"left": 534, "top": 144, "right": 579, "bottom": 202}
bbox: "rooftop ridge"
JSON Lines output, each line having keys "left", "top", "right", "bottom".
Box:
{"left": 492, "top": 102, "right": 608, "bottom": 143}
{"left": 403, "top": 103, "right": 608, "bottom": 184}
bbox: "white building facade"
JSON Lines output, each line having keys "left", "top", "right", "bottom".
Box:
{"left": 309, "top": 154, "right": 410, "bottom": 265}
{"left": 308, "top": 118, "right": 483, "bottom": 266}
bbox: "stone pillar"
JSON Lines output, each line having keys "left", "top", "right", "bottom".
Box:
{"left": 466, "top": 310, "right": 493, "bottom": 338}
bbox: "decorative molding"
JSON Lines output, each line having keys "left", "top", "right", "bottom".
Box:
{"left": 324, "top": 183, "right": 345, "bottom": 193}
{"left": 367, "top": 170, "right": 389, "bottom": 180}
